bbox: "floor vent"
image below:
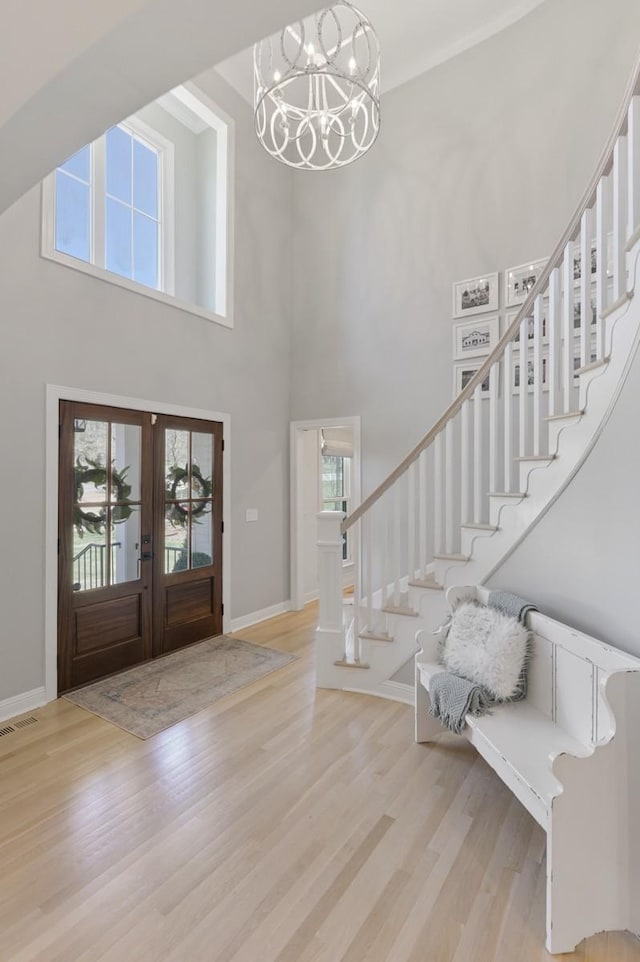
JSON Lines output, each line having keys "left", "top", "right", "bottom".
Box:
{"left": 0, "top": 725, "right": 16, "bottom": 737}
{"left": 14, "top": 716, "right": 38, "bottom": 729}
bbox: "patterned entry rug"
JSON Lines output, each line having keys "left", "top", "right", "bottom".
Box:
{"left": 64, "top": 636, "right": 296, "bottom": 739}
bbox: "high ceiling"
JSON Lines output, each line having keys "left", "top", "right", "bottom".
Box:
{"left": 216, "top": 0, "right": 546, "bottom": 103}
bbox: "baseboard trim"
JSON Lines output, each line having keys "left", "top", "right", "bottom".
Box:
{"left": 230, "top": 601, "right": 292, "bottom": 633}
{"left": 0, "top": 687, "right": 48, "bottom": 724}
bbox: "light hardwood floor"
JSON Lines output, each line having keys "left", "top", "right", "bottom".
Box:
{"left": 0, "top": 605, "right": 638, "bottom": 962}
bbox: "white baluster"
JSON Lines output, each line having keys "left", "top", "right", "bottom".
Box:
{"left": 352, "top": 519, "right": 361, "bottom": 662}
{"left": 579, "top": 208, "right": 593, "bottom": 369}
{"left": 434, "top": 433, "right": 443, "bottom": 555}
{"left": 489, "top": 363, "right": 498, "bottom": 493}
{"left": 393, "top": 483, "right": 401, "bottom": 606}
{"left": 418, "top": 450, "right": 427, "bottom": 580}
{"left": 518, "top": 318, "right": 527, "bottom": 458}
{"left": 532, "top": 295, "right": 543, "bottom": 455}
{"left": 445, "top": 419, "right": 454, "bottom": 553}
{"left": 384, "top": 498, "right": 392, "bottom": 608}
{"left": 473, "top": 383, "right": 483, "bottom": 523}
{"left": 407, "top": 461, "right": 416, "bottom": 584}
{"left": 562, "top": 242, "right": 574, "bottom": 410}
{"left": 461, "top": 399, "right": 470, "bottom": 521}
{"left": 365, "top": 511, "right": 373, "bottom": 632}
{"left": 503, "top": 343, "right": 512, "bottom": 493}
{"left": 548, "top": 266, "right": 562, "bottom": 417}
{"left": 613, "top": 136, "right": 628, "bottom": 302}
{"left": 595, "top": 176, "right": 609, "bottom": 360}
{"left": 628, "top": 96, "right": 640, "bottom": 241}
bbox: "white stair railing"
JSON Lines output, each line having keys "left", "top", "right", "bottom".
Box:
{"left": 318, "top": 47, "right": 640, "bottom": 675}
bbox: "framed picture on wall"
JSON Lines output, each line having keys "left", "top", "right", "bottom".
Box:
{"left": 504, "top": 258, "right": 547, "bottom": 307}
{"left": 453, "top": 361, "right": 492, "bottom": 398}
{"left": 572, "top": 233, "right": 613, "bottom": 284}
{"left": 512, "top": 351, "right": 549, "bottom": 393}
{"left": 452, "top": 273, "right": 499, "bottom": 318}
{"left": 506, "top": 306, "right": 549, "bottom": 346}
{"left": 453, "top": 315, "right": 499, "bottom": 360}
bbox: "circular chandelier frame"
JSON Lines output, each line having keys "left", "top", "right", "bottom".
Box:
{"left": 254, "top": 1, "right": 381, "bottom": 171}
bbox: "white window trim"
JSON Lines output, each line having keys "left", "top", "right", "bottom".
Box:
{"left": 41, "top": 82, "right": 234, "bottom": 330}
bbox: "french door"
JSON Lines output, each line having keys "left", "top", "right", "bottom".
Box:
{"left": 58, "top": 402, "right": 223, "bottom": 693}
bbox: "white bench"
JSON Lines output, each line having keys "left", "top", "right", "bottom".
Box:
{"left": 414, "top": 584, "right": 640, "bottom": 955}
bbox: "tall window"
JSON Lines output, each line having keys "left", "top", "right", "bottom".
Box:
{"left": 321, "top": 455, "right": 351, "bottom": 562}
{"left": 53, "top": 121, "right": 167, "bottom": 292}
{"left": 42, "top": 84, "right": 233, "bottom": 326}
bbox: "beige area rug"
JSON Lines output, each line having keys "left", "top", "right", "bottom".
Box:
{"left": 64, "top": 636, "right": 296, "bottom": 739}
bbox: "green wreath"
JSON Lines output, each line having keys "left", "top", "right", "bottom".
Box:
{"left": 74, "top": 457, "right": 133, "bottom": 537}
{"left": 165, "top": 463, "right": 213, "bottom": 528}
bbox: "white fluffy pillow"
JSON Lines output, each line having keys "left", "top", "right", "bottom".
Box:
{"left": 441, "top": 601, "right": 529, "bottom": 701}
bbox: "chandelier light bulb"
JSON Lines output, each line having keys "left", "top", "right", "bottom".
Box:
{"left": 253, "top": 1, "right": 381, "bottom": 170}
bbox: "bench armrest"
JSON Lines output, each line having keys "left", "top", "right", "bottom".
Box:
{"left": 415, "top": 627, "right": 441, "bottom": 664}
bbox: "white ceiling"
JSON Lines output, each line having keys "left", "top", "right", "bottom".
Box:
{"left": 215, "top": 0, "right": 546, "bottom": 104}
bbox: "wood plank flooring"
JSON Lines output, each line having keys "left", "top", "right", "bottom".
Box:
{"left": 0, "top": 605, "right": 638, "bottom": 961}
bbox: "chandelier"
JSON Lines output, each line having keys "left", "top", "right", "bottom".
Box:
{"left": 253, "top": 1, "right": 381, "bottom": 171}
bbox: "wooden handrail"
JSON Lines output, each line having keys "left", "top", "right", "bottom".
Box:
{"left": 343, "top": 44, "right": 640, "bottom": 535}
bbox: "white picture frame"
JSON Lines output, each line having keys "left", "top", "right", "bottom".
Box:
{"left": 453, "top": 361, "right": 492, "bottom": 398}
{"left": 504, "top": 258, "right": 547, "bottom": 307}
{"left": 453, "top": 315, "right": 499, "bottom": 360}
{"left": 512, "top": 350, "right": 549, "bottom": 393}
{"left": 573, "top": 290, "right": 597, "bottom": 332}
{"left": 572, "top": 232, "right": 613, "bottom": 284}
{"left": 506, "top": 305, "right": 549, "bottom": 347}
{"left": 452, "top": 272, "right": 499, "bottom": 318}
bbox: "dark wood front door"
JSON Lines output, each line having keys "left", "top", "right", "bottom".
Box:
{"left": 58, "top": 403, "right": 223, "bottom": 693}
{"left": 152, "top": 415, "right": 223, "bottom": 656}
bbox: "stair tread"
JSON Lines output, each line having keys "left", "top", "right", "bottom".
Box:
{"left": 382, "top": 605, "right": 419, "bottom": 617}
{"left": 575, "top": 356, "right": 610, "bottom": 375}
{"left": 546, "top": 409, "right": 584, "bottom": 422}
{"left": 433, "top": 552, "right": 470, "bottom": 562}
{"left": 514, "top": 454, "right": 557, "bottom": 462}
{"left": 359, "top": 630, "right": 393, "bottom": 642}
{"left": 409, "top": 575, "right": 443, "bottom": 590}
{"left": 489, "top": 491, "right": 527, "bottom": 499}
{"left": 334, "top": 659, "right": 370, "bottom": 669}
{"left": 460, "top": 522, "right": 498, "bottom": 531}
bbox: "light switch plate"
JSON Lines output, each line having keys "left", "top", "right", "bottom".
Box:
{"left": 245, "top": 508, "right": 258, "bottom": 522}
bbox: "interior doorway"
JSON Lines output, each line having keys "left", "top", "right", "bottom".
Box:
{"left": 290, "top": 416, "right": 361, "bottom": 611}
{"left": 57, "top": 401, "right": 224, "bottom": 693}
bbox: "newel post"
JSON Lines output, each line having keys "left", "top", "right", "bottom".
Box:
{"left": 315, "top": 510, "right": 346, "bottom": 687}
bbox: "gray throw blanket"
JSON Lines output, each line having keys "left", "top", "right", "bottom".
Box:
{"left": 487, "top": 590, "right": 537, "bottom": 624}
{"left": 429, "top": 670, "right": 493, "bottom": 734}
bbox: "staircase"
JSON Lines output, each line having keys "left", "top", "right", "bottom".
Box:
{"left": 316, "top": 47, "right": 640, "bottom": 701}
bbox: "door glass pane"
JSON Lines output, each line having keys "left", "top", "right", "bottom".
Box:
{"left": 72, "top": 526, "right": 107, "bottom": 591}
{"left": 110, "top": 506, "right": 141, "bottom": 585}
{"left": 110, "top": 423, "right": 141, "bottom": 501}
{"left": 165, "top": 503, "right": 190, "bottom": 573}
{"left": 191, "top": 501, "right": 212, "bottom": 568}
{"left": 165, "top": 430, "right": 190, "bottom": 499}
{"left": 191, "top": 433, "right": 214, "bottom": 498}
{"left": 74, "top": 420, "right": 108, "bottom": 502}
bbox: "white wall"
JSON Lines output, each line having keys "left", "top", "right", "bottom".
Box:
{"left": 0, "top": 67, "right": 293, "bottom": 702}
{"left": 289, "top": 0, "right": 640, "bottom": 503}
{"left": 489, "top": 339, "right": 640, "bottom": 657}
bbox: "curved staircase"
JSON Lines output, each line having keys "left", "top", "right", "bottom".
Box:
{"left": 316, "top": 46, "right": 640, "bottom": 701}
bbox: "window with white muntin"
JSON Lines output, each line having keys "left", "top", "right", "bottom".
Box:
{"left": 54, "top": 119, "right": 173, "bottom": 294}
{"left": 42, "top": 84, "right": 233, "bottom": 327}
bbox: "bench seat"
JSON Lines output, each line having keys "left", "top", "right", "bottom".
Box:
{"left": 414, "top": 585, "right": 640, "bottom": 954}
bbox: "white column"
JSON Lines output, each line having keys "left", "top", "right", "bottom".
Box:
{"left": 315, "top": 510, "right": 347, "bottom": 685}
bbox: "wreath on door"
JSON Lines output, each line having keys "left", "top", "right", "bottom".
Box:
{"left": 73, "top": 457, "right": 133, "bottom": 537}
{"left": 165, "top": 463, "right": 213, "bottom": 528}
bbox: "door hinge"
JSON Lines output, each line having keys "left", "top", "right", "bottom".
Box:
{"left": 57, "top": 538, "right": 60, "bottom": 554}
{"left": 58, "top": 424, "right": 62, "bottom": 439}
{"left": 222, "top": 604, "right": 224, "bottom": 616}
{"left": 221, "top": 439, "right": 225, "bottom": 452}
{"left": 221, "top": 521, "right": 224, "bottom": 534}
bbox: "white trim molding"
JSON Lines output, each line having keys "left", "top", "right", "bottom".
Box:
{"left": 230, "top": 601, "right": 292, "bottom": 633}
{"left": 0, "top": 687, "right": 47, "bottom": 725}
{"left": 45, "top": 384, "right": 232, "bottom": 704}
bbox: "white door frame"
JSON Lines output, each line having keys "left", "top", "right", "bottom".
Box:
{"left": 290, "top": 415, "right": 361, "bottom": 612}
{"left": 45, "top": 384, "right": 232, "bottom": 703}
